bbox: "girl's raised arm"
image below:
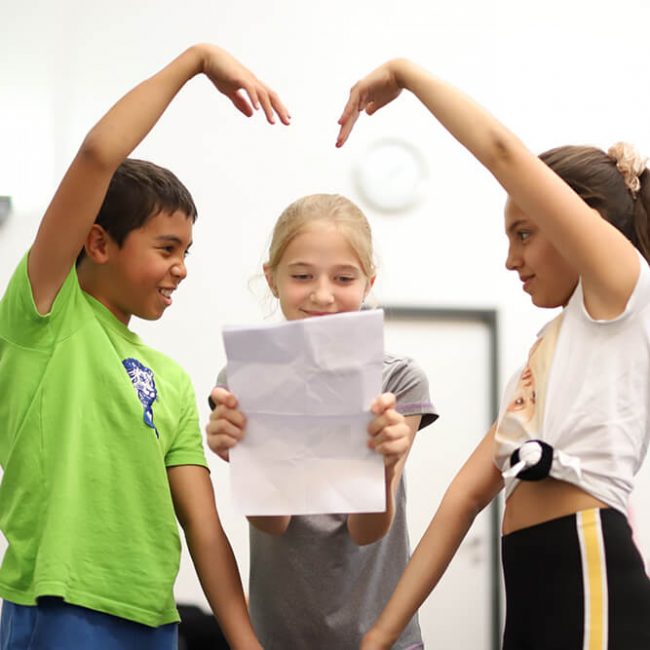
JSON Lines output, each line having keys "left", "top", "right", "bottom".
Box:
{"left": 337, "top": 59, "right": 639, "bottom": 320}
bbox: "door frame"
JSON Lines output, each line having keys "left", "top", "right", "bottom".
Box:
{"left": 384, "top": 305, "right": 501, "bottom": 650}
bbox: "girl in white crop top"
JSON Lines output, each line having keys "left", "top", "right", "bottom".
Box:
{"left": 336, "top": 60, "right": 650, "bottom": 649}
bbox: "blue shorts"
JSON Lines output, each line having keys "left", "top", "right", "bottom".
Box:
{"left": 0, "top": 598, "right": 178, "bottom": 650}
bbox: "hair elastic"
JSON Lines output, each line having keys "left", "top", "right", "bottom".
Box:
{"left": 607, "top": 142, "right": 647, "bottom": 197}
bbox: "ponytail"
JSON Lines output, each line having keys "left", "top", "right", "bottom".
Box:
{"left": 540, "top": 144, "right": 650, "bottom": 263}
{"left": 633, "top": 168, "right": 650, "bottom": 263}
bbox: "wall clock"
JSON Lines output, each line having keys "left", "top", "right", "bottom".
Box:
{"left": 353, "top": 138, "right": 428, "bottom": 213}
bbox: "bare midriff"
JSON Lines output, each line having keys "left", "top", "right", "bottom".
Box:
{"left": 502, "top": 477, "right": 610, "bottom": 535}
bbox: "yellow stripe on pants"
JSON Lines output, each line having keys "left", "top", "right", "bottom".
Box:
{"left": 577, "top": 509, "right": 608, "bottom": 650}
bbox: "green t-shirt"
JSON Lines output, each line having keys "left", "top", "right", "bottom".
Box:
{"left": 0, "top": 253, "right": 208, "bottom": 626}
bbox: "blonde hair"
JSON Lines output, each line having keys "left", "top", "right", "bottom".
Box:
{"left": 266, "top": 194, "right": 376, "bottom": 281}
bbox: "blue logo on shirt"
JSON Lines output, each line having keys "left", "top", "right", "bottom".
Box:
{"left": 122, "top": 358, "right": 159, "bottom": 438}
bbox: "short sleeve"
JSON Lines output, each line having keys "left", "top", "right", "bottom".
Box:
{"left": 165, "top": 375, "right": 208, "bottom": 469}
{"left": 0, "top": 251, "right": 83, "bottom": 348}
{"left": 382, "top": 353, "right": 438, "bottom": 430}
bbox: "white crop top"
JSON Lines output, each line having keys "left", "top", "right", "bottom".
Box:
{"left": 494, "top": 252, "right": 650, "bottom": 514}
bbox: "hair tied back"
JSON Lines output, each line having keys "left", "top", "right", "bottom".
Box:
{"left": 607, "top": 142, "right": 648, "bottom": 197}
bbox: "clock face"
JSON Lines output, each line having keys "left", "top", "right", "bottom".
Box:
{"left": 353, "top": 139, "right": 428, "bottom": 213}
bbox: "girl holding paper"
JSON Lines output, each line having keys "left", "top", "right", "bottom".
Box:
{"left": 206, "top": 193, "right": 437, "bottom": 650}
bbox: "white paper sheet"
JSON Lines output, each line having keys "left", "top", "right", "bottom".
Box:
{"left": 222, "top": 309, "right": 385, "bottom": 515}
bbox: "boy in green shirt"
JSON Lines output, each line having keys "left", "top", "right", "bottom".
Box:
{"left": 0, "top": 43, "right": 289, "bottom": 650}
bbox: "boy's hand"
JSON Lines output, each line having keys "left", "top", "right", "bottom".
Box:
{"left": 336, "top": 60, "right": 404, "bottom": 147}
{"left": 367, "top": 393, "right": 411, "bottom": 467}
{"left": 199, "top": 43, "right": 291, "bottom": 125}
{"left": 206, "top": 387, "right": 246, "bottom": 462}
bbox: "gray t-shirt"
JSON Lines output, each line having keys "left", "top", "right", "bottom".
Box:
{"left": 214, "top": 352, "right": 437, "bottom": 649}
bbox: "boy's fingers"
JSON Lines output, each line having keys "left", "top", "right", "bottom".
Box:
{"left": 269, "top": 90, "right": 291, "bottom": 125}
{"left": 254, "top": 85, "right": 291, "bottom": 125}
{"left": 257, "top": 89, "right": 277, "bottom": 125}
{"left": 234, "top": 83, "right": 290, "bottom": 125}
{"left": 248, "top": 85, "right": 262, "bottom": 112}
{"left": 230, "top": 91, "right": 254, "bottom": 117}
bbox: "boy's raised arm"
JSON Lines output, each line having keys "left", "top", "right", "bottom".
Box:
{"left": 29, "top": 44, "right": 289, "bottom": 315}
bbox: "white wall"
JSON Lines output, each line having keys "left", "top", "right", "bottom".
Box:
{"left": 2, "top": 0, "right": 650, "bottom": 626}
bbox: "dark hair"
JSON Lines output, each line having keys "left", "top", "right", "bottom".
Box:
{"left": 539, "top": 145, "right": 650, "bottom": 262}
{"left": 76, "top": 158, "right": 197, "bottom": 264}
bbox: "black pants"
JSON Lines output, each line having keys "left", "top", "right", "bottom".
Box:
{"left": 502, "top": 508, "right": 650, "bottom": 649}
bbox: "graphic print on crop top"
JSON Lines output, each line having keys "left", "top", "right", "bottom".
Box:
{"left": 496, "top": 312, "right": 564, "bottom": 454}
